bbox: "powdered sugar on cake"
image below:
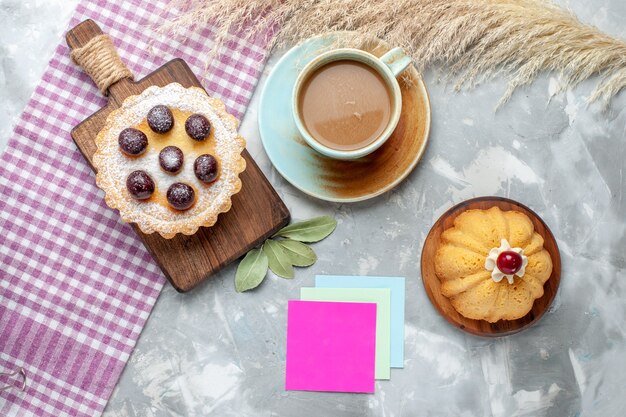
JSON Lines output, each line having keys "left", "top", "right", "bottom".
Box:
{"left": 93, "top": 83, "right": 246, "bottom": 238}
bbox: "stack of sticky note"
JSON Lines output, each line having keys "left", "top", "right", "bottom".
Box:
{"left": 285, "top": 276, "right": 405, "bottom": 393}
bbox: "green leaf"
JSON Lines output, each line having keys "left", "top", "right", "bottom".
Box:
{"left": 263, "top": 239, "right": 294, "bottom": 279}
{"left": 273, "top": 216, "right": 337, "bottom": 243}
{"left": 235, "top": 248, "right": 268, "bottom": 292}
{"left": 276, "top": 239, "right": 317, "bottom": 267}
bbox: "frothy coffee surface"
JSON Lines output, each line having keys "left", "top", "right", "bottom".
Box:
{"left": 298, "top": 60, "right": 392, "bottom": 151}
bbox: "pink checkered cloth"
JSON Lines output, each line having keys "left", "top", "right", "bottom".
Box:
{"left": 0, "top": 1, "right": 269, "bottom": 416}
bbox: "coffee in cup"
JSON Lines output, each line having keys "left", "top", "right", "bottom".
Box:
{"left": 298, "top": 59, "right": 392, "bottom": 152}
{"left": 293, "top": 47, "right": 411, "bottom": 160}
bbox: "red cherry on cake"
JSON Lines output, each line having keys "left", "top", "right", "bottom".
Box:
{"left": 147, "top": 105, "right": 174, "bottom": 133}
{"left": 118, "top": 128, "right": 148, "bottom": 156}
{"left": 167, "top": 183, "right": 195, "bottom": 210}
{"left": 496, "top": 251, "right": 523, "bottom": 275}
{"left": 194, "top": 154, "right": 218, "bottom": 183}
{"left": 185, "top": 114, "right": 211, "bottom": 141}
{"left": 159, "top": 146, "right": 184, "bottom": 173}
{"left": 126, "top": 170, "right": 154, "bottom": 200}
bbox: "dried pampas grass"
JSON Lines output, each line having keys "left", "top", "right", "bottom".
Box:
{"left": 160, "top": 0, "right": 626, "bottom": 107}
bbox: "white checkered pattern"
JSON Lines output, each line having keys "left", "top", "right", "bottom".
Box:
{"left": 0, "top": 0, "right": 271, "bottom": 416}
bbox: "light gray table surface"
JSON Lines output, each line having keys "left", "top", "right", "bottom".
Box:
{"left": 1, "top": 1, "right": 625, "bottom": 416}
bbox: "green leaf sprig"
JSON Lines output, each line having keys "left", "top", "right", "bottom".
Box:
{"left": 235, "top": 216, "right": 337, "bottom": 292}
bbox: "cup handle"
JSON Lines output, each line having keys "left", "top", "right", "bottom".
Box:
{"left": 380, "top": 47, "right": 412, "bottom": 77}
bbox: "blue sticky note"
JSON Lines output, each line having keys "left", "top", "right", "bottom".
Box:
{"left": 315, "top": 275, "right": 405, "bottom": 368}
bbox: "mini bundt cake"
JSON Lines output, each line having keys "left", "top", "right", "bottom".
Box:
{"left": 434, "top": 206, "right": 552, "bottom": 322}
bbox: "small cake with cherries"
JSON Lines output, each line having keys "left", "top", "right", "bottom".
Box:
{"left": 434, "top": 206, "right": 552, "bottom": 322}
{"left": 93, "top": 83, "right": 246, "bottom": 238}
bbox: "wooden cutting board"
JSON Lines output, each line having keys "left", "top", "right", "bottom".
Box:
{"left": 66, "top": 19, "right": 290, "bottom": 292}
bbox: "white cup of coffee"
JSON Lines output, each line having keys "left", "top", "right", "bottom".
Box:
{"left": 293, "top": 47, "right": 411, "bottom": 160}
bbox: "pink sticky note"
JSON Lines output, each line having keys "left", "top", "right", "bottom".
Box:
{"left": 285, "top": 300, "right": 377, "bottom": 393}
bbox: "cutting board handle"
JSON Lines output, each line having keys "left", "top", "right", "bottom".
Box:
{"left": 66, "top": 19, "right": 134, "bottom": 97}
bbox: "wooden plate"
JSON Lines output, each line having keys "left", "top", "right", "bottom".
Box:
{"left": 421, "top": 197, "right": 561, "bottom": 337}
